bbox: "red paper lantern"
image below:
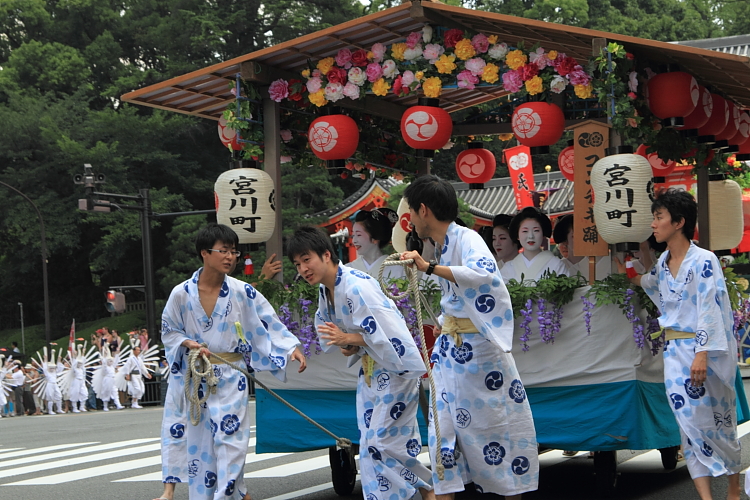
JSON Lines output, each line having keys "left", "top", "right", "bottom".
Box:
{"left": 400, "top": 102, "right": 453, "bottom": 151}
{"left": 738, "top": 132, "right": 750, "bottom": 161}
{"left": 697, "top": 94, "right": 729, "bottom": 138}
{"left": 730, "top": 111, "right": 750, "bottom": 147}
{"left": 715, "top": 101, "right": 740, "bottom": 144}
{"left": 218, "top": 116, "right": 243, "bottom": 151}
{"left": 646, "top": 71, "right": 699, "bottom": 120}
{"left": 679, "top": 85, "right": 713, "bottom": 130}
{"left": 308, "top": 115, "right": 359, "bottom": 161}
{"left": 455, "top": 143, "right": 496, "bottom": 187}
{"left": 511, "top": 102, "right": 565, "bottom": 148}
{"left": 557, "top": 145, "right": 575, "bottom": 182}
{"left": 636, "top": 144, "right": 676, "bottom": 177}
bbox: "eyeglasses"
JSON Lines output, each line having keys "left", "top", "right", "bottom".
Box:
{"left": 207, "top": 249, "right": 241, "bottom": 258}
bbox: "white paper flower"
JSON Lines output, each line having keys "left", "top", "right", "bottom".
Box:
{"left": 382, "top": 60, "right": 399, "bottom": 79}
{"left": 550, "top": 75, "right": 567, "bottom": 94}
{"left": 422, "top": 25, "right": 433, "bottom": 43}
{"left": 423, "top": 43, "right": 445, "bottom": 64}
{"left": 465, "top": 57, "right": 486, "bottom": 77}
{"left": 324, "top": 82, "right": 344, "bottom": 102}
{"left": 488, "top": 42, "right": 509, "bottom": 60}
{"left": 348, "top": 67, "right": 366, "bottom": 86}
{"left": 404, "top": 45, "right": 423, "bottom": 61}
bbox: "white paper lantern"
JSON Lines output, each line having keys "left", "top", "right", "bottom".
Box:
{"left": 392, "top": 195, "right": 412, "bottom": 254}
{"left": 591, "top": 153, "right": 654, "bottom": 245}
{"left": 214, "top": 168, "right": 276, "bottom": 244}
{"left": 706, "top": 178, "right": 743, "bottom": 251}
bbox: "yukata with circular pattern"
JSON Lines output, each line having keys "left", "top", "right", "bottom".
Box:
{"left": 315, "top": 263, "right": 432, "bottom": 500}
{"left": 429, "top": 222, "right": 538, "bottom": 496}
{"left": 161, "top": 268, "right": 301, "bottom": 500}
{"left": 640, "top": 243, "right": 741, "bottom": 479}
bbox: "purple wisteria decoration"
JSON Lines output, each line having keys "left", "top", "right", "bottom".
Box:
{"left": 519, "top": 299, "right": 534, "bottom": 351}
{"left": 536, "top": 298, "right": 559, "bottom": 344}
{"left": 646, "top": 315, "right": 663, "bottom": 356}
{"left": 279, "top": 298, "right": 322, "bottom": 357}
{"left": 388, "top": 283, "right": 423, "bottom": 349}
{"left": 581, "top": 295, "right": 595, "bottom": 336}
{"left": 623, "top": 288, "right": 646, "bottom": 349}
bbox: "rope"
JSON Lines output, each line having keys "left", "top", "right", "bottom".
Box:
{"left": 378, "top": 254, "right": 445, "bottom": 481}
{"left": 184, "top": 344, "right": 352, "bottom": 451}
{"left": 185, "top": 346, "right": 218, "bottom": 426}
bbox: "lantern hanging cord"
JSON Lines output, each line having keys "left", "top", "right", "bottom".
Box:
{"left": 184, "top": 343, "right": 352, "bottom": 451}
{"left": 378, "top": 254, "right": 445, "bottom": 481}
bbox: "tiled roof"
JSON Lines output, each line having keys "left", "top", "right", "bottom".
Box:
{"left": 673, "top": 34, "right": 750, "bottom": 58}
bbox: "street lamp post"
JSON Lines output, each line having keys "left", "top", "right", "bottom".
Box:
{"left": 0, "top": 181, "right": 51, "bottom": 349}
{"left": 18, "top": 303, "right": 24, "bottom": 353}
{"left": 544, "top": 165, "right": 552, "bottom": 216}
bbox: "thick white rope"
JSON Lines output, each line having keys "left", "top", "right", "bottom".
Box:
{"left": 184, "top": 343, "right": 352, "bottom": 450}
{"left": 378, "top": 254, "right": 445, "bottom": 481}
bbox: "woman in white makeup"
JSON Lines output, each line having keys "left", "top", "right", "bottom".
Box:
{"left": 347, "top": 208, "right": 404, "bottom": 279}
{"left": 500, "top": 207, "right": 569, "bottom": 284}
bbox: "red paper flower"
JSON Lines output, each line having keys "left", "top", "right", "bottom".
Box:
{"left": 555, "top": 56, "right": 579, "bottom": 77}
{"left": 326, "top": 67, "right": 348, "bottom": 85}
{"left": 443, "top": 29, "right": 465, "bottom": 49}
{"left": 351, "top": 49, "right": 369, "bottom": 67}
{"left": 520, "top": 63, "right": 539, "bottom": 81}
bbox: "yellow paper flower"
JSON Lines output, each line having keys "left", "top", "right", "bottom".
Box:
{"left": 422, "top": 77, "right": 442, "bottom": 98}
{"left": 317, "top": 57, "right": 335, "bottom": 76}
{"left": 481, "top": 63, "right": 500, "bottom": 84}
{"left": 574, "top": 83, "right": 594, "bottom": 99}
{"left": 415, "top": 71, "right": 424, "bottom": 81}
{"left": 488, "top": 35, "right": 499, "bottom": 44}
{"left": 366, "top": 51, "right": 375, "bottom": 60}
{"left": 505, "top": 50, "right": 527, "bottom": 70}
{"left": 547, "top": 50, "right": 558, "bottom": 60}
{"left": 372, "top": 78, "right": 391, "bottom": 96}
{"left": 498, "top": 133, "right": 515, "bottom": 141}
{"left": 454, "top": 39, "right": 476, "bottom": 61}
{"left": 525, "top": 76, "right": 544, "bottom": 96}
{"left": 737, "top": 277, "right": 749, "bottom": 291}
{"left": 435, "top": 54, "right": 457, "bottom": 74}
{"left": 308, "top": 89, "right": 328, "bottom": 107}
{"left": 391, "top": 43, "right": 407, "bottom": 62}
{"left": 301, "top": 69, "right": 311, "bottom": 78}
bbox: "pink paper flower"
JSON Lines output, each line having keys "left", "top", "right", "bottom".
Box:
{"left": 457, "top": 70, "right": 479, "bottom": 90}
{"left": 567, "top": 67, "right": 591, "bottom": 86}
{"left": 406, "top": 32, "right": 422, "bottom": 49}
{"left": 471, "top": 34, "right": 489, "bottom": 54}
{"left": 502, "top": 70, "right": 523, "bottom": 93}
{"left": 280, "top": 129, "right": 293, "bottom": 142}
{"left": 628, "top": 71, "right": 639, "bottom": 93}
{"left": 268, "top": 79, "right": 289, "bottom": 102}
{"left": 529, "top": 47, "right": 550, "bottom": 70}
{"left": 306, "top": 77, "right": 322, "bottom": 94}
{"left": 423, "top": 43, "right": 444, "bottom": 63}
{"left": 465, "top": 57, "right": 486, "bottom": 77}
{"left": 343, "top": 82, "right": 360, "bottom": 99}
{"left": 335, "top": 48, "right": 352, "bottom": 69}
{"left": 401, "top": 70, "right": 415, "bottom": 86}
{"left": 371, "top": 43, "right": 386, "bottom": 63}
{"left": 366, "top": 62, "right": 383, "bottom": 82}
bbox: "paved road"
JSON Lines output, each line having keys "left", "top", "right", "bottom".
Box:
{"left": 2, "top": 397, "right": 750, "bottom": 500}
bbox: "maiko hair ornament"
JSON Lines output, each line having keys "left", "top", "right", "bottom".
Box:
{"left": 509, "top": 206, "right": 552, "bottom": 243}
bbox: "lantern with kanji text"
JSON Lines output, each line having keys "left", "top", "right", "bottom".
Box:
{"left": 590, "top": 146, "right": 654, "bottom": 251}
{"left": 400, "top": 98, "right": 453, "bottom": 157}
{"left": 456, "top": 143, "right": 496, "bottom": 189}
{"left": 557, "top": 139, "right": 575, "bottom": 182}
{"left": 646, "top": 71, "right": 699, "bottom": 126}
{"left": 214, "top": 166, "right": 276, "bottom": 244}
{"left": 511, "top": 102, "right": 565, "bottom": 154}
{"left": 697, "top": 94, "right": 729, "bottom": 144}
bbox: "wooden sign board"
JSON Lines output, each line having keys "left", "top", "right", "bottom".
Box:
{"left": 572, "top": 121, "right": 610, "bottom": 257}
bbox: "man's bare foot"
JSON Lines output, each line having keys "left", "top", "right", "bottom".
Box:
{"left": 419, "top": 487, "right": 436, "bottom": 500}
{"left": 153, "top": 481, "right": 175, "bottom": 500}
{"left": 241, "top": 493, "right": 252, "bottom": 500}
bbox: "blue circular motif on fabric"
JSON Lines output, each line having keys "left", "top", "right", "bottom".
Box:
{"left": 400, "top": 468, "right": 418, "bottom": 485}
{"left": 361, "top": 316, "right": 377, "bottom": 334}
{"left": 270, "top": 355, "right": 286, "bottom": 368}
{"left": 376, "top": 474, "right": 391, "bottom": 491}
{"left": 391, "top": 338, "right": 405, "bottom": 357}
{"left": 204, "top": 470, "right": 217, "bottom": 488}
{"left": 440, "top": 447, "right": 456, "bottom": 468}
{"left": 364, "top": 409, "right": 373, "bottom": 428}
{"left": 483, "top": 442, "right": 505, "bottom": 465}
{"left": 238, "top": 376, "right": 247, "bottom": 391}
{"left": 335, "top": 268, "right": 342, "bottom": 285}
{"left": 669, "top": 393, "right": 685, "bottom": 410}
{"left": 456, "top": 408, "right": 471, "bottom": 428}
{"left": 170, "top": 362, "right": 180, "bottom": 374}
{"left": 684, "top": 380, "right": 706, "bottom": 399}
{"left": 376, "top": 373, "right": 391, "bottom": 391}
{"left": 405, "top": 439, "right": 421, "bottom": 457}
{"left": 368, "top": 446, "right": 382, "bottom": 461}
{"left": 366, "top": 494, "right": 377, "bottom": 500}
{"left": 450, "top": 342, "right": 473, "bottom": 364}
{"left": 476, "top": 257, "right": 497, "bottom": 274}
{"left": 210, "top": 419, "right": 217, "bottom": 437}
{"left": 485, "top": 371, "right": 504, "bottom": 390}
{"left": 390, "top": 402, "right": 406, "bottom": 420}
{"left": 164, "top": 476, "right": 182, "bottom": 483}
{"left": 350, "top": 269, "right": 371, "bottom": 279}
{"left": 512, "top": 456, "right": 531, "bottom": 475}
{"left": 701, "top": 260, "right": 713, "bottom": 278}
{"left": 509, "top": 379, "right": 526, "bottom": 403}
{"left": 220, "top": 414, "right": 240, "bottom": 435}
{"left": 225, "top": 479, "right": 236, "bottom": 496}
{"left": 694, "top": 330, "right": 708, "bottom": 346}
{"left": 170, "top": 423, "right": 185, "bottom": 438}
{"left": 202, "top": 317, "right": 213, "bottom": 331}
{"left": 439, "top": 335, "right": 449, "bottom": 356}
{"left": 491, "top": 316, "right": 503, "bottom": 327}
{"left": 475, "top": 294, "right": 496, "bottom": 313}
{"left": 701, "top": 442, "right": 713, "bottom": 457}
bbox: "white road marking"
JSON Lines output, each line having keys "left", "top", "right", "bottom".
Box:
{"left": 0, "top": 438, "right": 157, "bottom": 469}
{"left": 245, "top": 455, "right": 330, "bottom": 478}
{"left": 0, "top": 449, "right": 23, "bottom": 455}
{"left": 0, "top": 443, "right": 98, "bottom": 461}
{"left": 263, "top": 482, "right": 334, "bottom": 500}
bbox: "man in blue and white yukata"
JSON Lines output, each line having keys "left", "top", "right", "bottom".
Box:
{"left": 620, "top": 189, "right": 741, "bottom": 500}
{"left": 288, "top": 226, "right": 436, "bottom": 500}
{"left": 400, "top": 175, "right": 538, "bottom": 500}
{"left": 161, "top": 223, "right": 307, "bottom": 500}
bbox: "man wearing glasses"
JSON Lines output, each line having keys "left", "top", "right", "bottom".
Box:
{"left": 159, "top": 223, "right": 306, "bottom": 500}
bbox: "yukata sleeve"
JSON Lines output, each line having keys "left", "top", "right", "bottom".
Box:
{"left": 161, "top": 285, "right": 192, "bottom": 376}
{"left": 241, "top": 284, "right": 300, "bottom": 382}
{"left": 349, "top": 281, "right": 426, "bottom": 377}
{"left": 638, "top": 263, "right": 661, "bottom": 311}
{"left": 313, "top": 285, "right": 341, "bottom": 354}
{"left": 448, "top": 231, "right": 515, "bottom": 351}
{"left": 694, "top": 256, "right": 731, "bottom": 353}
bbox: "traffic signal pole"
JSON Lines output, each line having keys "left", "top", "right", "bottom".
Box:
{"left": 139, "top": 188, "right": 157, "bottom": 347}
